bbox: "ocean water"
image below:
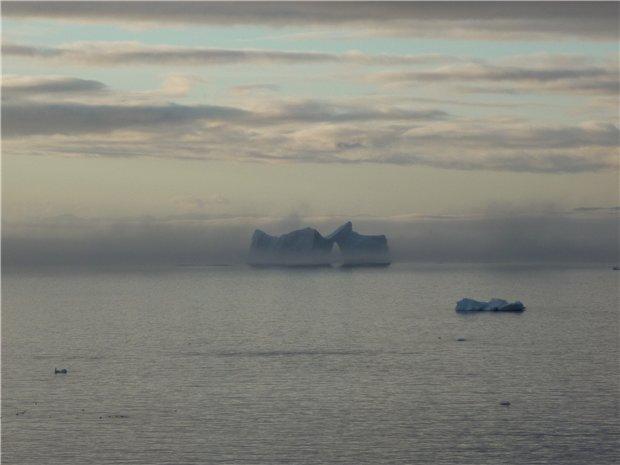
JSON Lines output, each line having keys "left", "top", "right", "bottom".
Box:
{"left": 2, "top": 263, "right": 618, "bottom": 465}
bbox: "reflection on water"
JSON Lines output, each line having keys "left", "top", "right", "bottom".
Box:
{"left": 2, "top": 263, "right": 618, "bottom": 464}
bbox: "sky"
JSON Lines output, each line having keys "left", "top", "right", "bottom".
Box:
{"left": 1, "top": 1, "right": 619, "bottom": 265}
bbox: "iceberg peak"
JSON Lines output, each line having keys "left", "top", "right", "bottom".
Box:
{"left": 247, "top": 221, "right": 390, "bottom": 267}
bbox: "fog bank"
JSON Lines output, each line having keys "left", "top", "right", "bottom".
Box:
{"left": 2, "top": 211, "right": 618, "bottom": 268}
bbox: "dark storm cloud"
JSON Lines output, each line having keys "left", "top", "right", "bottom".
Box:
{"left": 2, "top": 2, "right": 618, "bottom": 40}
{"left": 3, "top": 211, "right": 618, "bottom": 267}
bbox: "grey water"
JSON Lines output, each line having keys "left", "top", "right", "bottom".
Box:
{"left": 2, "top": 263, "right": 619, "bottom": 465}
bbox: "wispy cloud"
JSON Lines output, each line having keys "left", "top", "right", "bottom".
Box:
{"left": 2, "top": 73, "right": 617, "bottom": 174}
{"left": 373, "top": 62, "right": 619, "bottom": 96}
{"left": 2, "top": 41, "right": 458, "bottom": 67}
{"left": 1, "top": 102, "right": 252, "bottom": 136}
{"left": 1, "top": 99, "right": 448, "bottom": 138}
{"left": 3, "top": 1, "right": 618, "bottom": 41}
{"left": 1, "top": 75, "right": 108, "bottom": 97}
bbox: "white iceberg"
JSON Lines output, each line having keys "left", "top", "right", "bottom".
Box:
{"left": 456, "top": 298, "right": 525, "bottom": 312}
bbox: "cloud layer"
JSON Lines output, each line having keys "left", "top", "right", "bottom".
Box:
{"left": 373, "top": 62, "right": 619, "bottom": 96}
{"left": 2, "top": 75, "right": 108, "bottom": 96}
{"left": 2, "top": 42, "right": 457, "bottom": 66}
{"left": 1, "top": 98, "right": 447, "bottom": 136}
{"left": 2, "top": 7, "right": 618, "bottom": 188}
{"left": 3, "top": 1, "right": 618, "bottom": 40}
{"left": 2, "top": 77, "right": 617, "bottom": 174}
{"left": 6, "top": 41, "right": 616, "bottom": 99}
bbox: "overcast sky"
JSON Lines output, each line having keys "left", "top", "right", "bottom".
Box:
{"left": 2, "top": 1, "right": 618, "bottom": 265}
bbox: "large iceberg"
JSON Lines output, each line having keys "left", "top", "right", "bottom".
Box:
{"left": 248, "top": 221, "right": 390, "bottom": 267}
{"left": 456, "top": 298, "right": 525, "bottom": 313}
{"left": 329, "top": 221, "right": 391, "bottom": 267}
{"left": 248, "top": 227, "right": 334, "bottom": 266}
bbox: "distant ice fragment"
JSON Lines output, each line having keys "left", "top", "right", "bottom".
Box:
{"left": 456, "top": 298, "right": 525, "bottom": 312}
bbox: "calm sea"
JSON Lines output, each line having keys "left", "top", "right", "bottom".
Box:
{"left": 2, "top": 263, "right": 618, "bottom": 464}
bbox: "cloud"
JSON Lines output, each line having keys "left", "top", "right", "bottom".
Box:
{"left": 1, "top": 102, "right": 251, "bottom": 136}
{"left": 1, "top": 75, "right": 107, "bottom": 97}
{"left": 159, "top": 75, "right": 208, "bottom": 97}
{"left": 379, "top": 65, "right": 611, "bottom": 83}
{"left": 370, "top": 152, "right": 615, "bottom": 174}
{"left": 237, "top": 118, "right": 619, "bottom": 173}
{"left": 2, "top": 74, "right": 617, "bottom": 174}
{"left": 1, "top": 98, "right": 448, "bottom": 137}
{"left": 373, "top": 62, "right": 620, "bottom": 96}
{"left": 2, "top": 100, "right": 617, "bottom": 173}
{"left": 401, "top": 121, "right": 620, "bottom": 150}
{"left": 2, "top": 41, "right": 457, "bottom": 67}
{"left": 262, "top": 100, "right": 448, "bottom": 124}
{"left": 3, "top": 210, "right": 617, "bottom": 267}
{"left": 2, "top": 2, "right": 618, "bottom": 41}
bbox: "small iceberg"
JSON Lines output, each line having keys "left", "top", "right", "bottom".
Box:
{"left": 456, "top": 298, "right": 525, "bottom": 313}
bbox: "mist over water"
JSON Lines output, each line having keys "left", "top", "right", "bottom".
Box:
{"left": 2, "top": 211, "right": 618, "bottom": 267}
